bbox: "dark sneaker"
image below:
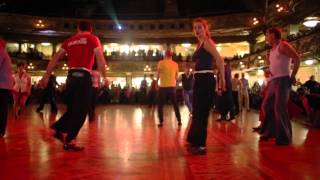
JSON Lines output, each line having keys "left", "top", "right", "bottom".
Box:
{"left": 187, "top": 146, "right": 207, "bottom": 155}
{"left": 63, "top": 143, "right": 84, "bottom": 151}
{"left": 157, "top": 123, "right": 163, "bottom": 127}
{"left": 252, "top": 127, "right": 261, "bottom": 132}
{"left": 259, "top": 135, "right": 271, "bottom": 141}
{"left": 276, "top": 141, "right": 291, "bottom": 146}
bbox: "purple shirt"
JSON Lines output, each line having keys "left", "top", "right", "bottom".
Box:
{"left": 0, "top": 48, "right": 13, "bottom": 90}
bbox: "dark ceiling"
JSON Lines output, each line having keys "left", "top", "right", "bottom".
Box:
{"left": 0, "top": 0, "right": 266, "bottom": 19}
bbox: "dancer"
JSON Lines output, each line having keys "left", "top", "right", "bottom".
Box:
{"left": 216, "top": 63, "right": 235, "bottom": 121}
{"left": 40, "top": 21, "right": 107, "bottom": 151}
{"left": 36, "top": 73, "right": 58, "bottom": 113}
{"left": 148, "top": 74, "right": 158, "bottom": 109}
{"left": 157, "top": 49, "right": 181, "bottom": 127}
{"left": 239, "top": 73, "right": 250, "bottom": 112}
{"left": 181, "top": 64, "right": 194, "bottom": 115}
{"left": 259, "top": 27, "right": 300, "bottom": 145}
{"left": 231, "top": 73, "right": 241, "bottom": 115}
{"left": 12, "top": 62, "right": 31, "bottom": 118}
{"left": 186, "top": 18, "right": 225, "bottom": 154}
{"left": 0, "top": 39, "right": 13, "bottom": 137}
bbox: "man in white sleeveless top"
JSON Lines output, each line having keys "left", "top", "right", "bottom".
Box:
{"left": 260, "top": 28, "right": 300, "bottom": 145}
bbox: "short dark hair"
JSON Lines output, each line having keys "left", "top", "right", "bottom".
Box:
{"left": 17, "top": 62, "right": 26, "bottom": 68}
{"left": 78, "top": 21, "right": 93, "bottom": 32}
{"left": 234, "top": 73, "right": 239, "bottom": 78}
{"left": 267, "top": 28, "right": 282, "bottom": 40}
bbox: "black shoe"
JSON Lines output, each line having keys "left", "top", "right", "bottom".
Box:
{"left": 252, "top": 127, "right": 261, "bottom": 132}
{"left": 187, "top": 146, "right": 207, "bottom": 155}
{"left": 276, "top": 141, "right": 291, "bottom": 146}
{"left": 259, "top": 135, "right": 271, "bottom": 141}
{"left": 53, "top": 131, "right": 64, "bottom": 143}
{"left": 178, "top": 121, "right": 182, "bottom": 126}
{"left": 157, "top": 123, "right": 163, "bottom": 127}
{"left": 63, "top": 143, "right": 85, "bottom": 151}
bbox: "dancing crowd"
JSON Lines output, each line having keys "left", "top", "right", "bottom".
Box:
{"left": 1, "top": 19, "right": 319, "bottom": 154}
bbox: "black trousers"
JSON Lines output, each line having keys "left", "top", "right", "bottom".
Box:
{"left": 232, "top": 91, "right": 239, "bottom": 115}
{"left": 148, "top": 90, "right": 157, "bottom": 107}
{"left": 0, "top": 89, "right": 12, "bottom": 135}
{"left": 157, "top": 87, "right": 181, "bottom": 123}
{"left": 187, "top": 74, "right": 215, "bottom": 147}
{"left": 37, "top": 88, "right": 57, "bottom": 111}
{"left": 51, "top": 69, "right": 92, "bottom": 143}
{"left": 218, "top": 90, "right": 235, "bottom": 118}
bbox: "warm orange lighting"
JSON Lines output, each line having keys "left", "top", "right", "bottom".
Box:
{"left": 62, "top": 64, "right": 69, "bottom": 70}
{"left": 276, "top": 4, "right": 285, "bottom": 13}
{"left": 27, "top": 63, "right": 35, "bottom": 70}
{"left": 252, "top": 17, "right": 259, "bottom": 26}
{"left": 35, "top": 19, "right": 46, "bottom": 29}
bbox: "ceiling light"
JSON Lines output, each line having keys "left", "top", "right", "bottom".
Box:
{"left": 303, "top": 17, "right": 320, "bottom": 28}
{"left": 41, "top": 42, "right": 51, "bottom": 46}
{"left": 182, "top": 43, "right": 191, "bottom": 48}
{"left": 304, "top": 59, "right": 314, "bottom": 65}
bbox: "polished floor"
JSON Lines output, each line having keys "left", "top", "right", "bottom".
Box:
{"left": 1, "top": 104, "right": 320, "bottom": 179}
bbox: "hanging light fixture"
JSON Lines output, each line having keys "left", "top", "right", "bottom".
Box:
{"left": 303, "top": 17, "right": 320, "bottom": 28}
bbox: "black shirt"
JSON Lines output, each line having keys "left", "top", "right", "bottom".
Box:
{"left": 181, "top": 73, "right": 194, "bottom": 91}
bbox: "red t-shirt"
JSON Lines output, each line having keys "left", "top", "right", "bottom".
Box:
{"left": 61, "top": 32, "right": 101, "bottom": 70}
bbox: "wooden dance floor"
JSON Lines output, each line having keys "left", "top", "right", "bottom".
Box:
{"left": 1, "top": 105, "right": 320, "bottom": 179}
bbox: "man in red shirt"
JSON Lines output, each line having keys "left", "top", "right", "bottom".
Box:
{"left": 40, "top": 21, "right": 107, "bottom": 151}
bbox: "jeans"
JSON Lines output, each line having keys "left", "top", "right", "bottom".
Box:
{"left": 183, "top": 90, "right": 193, "bottom": 113}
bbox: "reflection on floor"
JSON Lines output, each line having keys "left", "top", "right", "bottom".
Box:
{"left": 1, "top": 105, "right": 319, "bottom": 179}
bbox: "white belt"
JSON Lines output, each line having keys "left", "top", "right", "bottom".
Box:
{"left": 194, "top": 70, "right": 214, "bottom": 74}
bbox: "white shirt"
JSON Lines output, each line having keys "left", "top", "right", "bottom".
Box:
{"left": 13, "top": 72, "right": 31, "bottom": 93}
{"left": 269, "top": 42, "right": 291, "bottom": 79}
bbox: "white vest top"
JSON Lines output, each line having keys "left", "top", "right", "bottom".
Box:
{"left": 269, "top": 42, "right": 291, "bottom": 79}
{"left": 13, "top": 72, "right": 30, "bottom": 93}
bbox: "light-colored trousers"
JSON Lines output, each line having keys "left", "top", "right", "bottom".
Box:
{"left": 239, "top": 89, "right": 250, "bottom": 111}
